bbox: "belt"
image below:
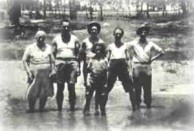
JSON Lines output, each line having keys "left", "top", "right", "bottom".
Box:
{"left": 110, "top": 59, "right": 126, "bottom": 61}
{"left": 56, "top": 57, "right": 77, "bottom": 61}
{"left": 133, "top": 62, "right": 150, "bottom": 65}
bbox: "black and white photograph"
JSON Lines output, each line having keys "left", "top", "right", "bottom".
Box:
{"left": 0, "top": 0, "right": 194, "bottom": 130}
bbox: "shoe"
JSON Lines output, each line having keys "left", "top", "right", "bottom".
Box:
{"left": 132, "top": 106, "right": 136, "bottom": 112}
{"left": 83, "top": 105, "right": 90, "bottom": 116}
{"left": 84, "top": 110, "right": 90, "bottom": 116}
{"left": 83, "top": 108, "right": 90, "bottom": 116}
{"left": 39, "top": 109, "right": 44, "bottom": 112}
{"left": 26, "top": 109, "right": 34, "bottom": 113}
{"left": 94, "top": 110, "right": 100, "bottom": 116}
{"left": 57, "top": 106, "right": 62, "bottom": 112}
{"left": 136, "top": 104, "right": 140, "bottom": 109}
{"left": 146, "top": 104, "right": 151, "bottom": 109}
{"left": 70, "top": 106, "right": 75, "bottom": 111}
{"left": 101, "top": 111, "right": 106, "bottom": 116}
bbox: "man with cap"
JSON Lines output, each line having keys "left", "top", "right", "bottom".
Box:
{"left": 52, "top": 19, "right": 80, "bottom": 111}
{"left": 79, "top": 21, "right": 104, "bottom": 91}
{"left": 128, "top": 23, "right": 164, "bottom": 109}
{"left": 106, "top": 27, "right": 136, "bottom": 111}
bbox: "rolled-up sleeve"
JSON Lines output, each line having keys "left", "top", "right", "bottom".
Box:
{"left": 151, "top": 42, "right": 163, "bottom": 53}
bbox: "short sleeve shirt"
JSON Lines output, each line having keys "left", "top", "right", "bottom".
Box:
{"left": 22, "top": 43, "right": 52, "bottom": 65}
{"left": 107, "top": 43, "right": 128, "bottom": 60}
{"left": 128, "top": 40, "right": 163, "bottom": 63}
{"left": 82, "top": 38, "right": 104, "bottom": 59}
{"left": 87, "top": 57, "right": 108, "bottom": 75}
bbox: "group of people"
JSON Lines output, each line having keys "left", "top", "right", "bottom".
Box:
{"left": 22, "top": 19, "right": 164, "bottom": 116}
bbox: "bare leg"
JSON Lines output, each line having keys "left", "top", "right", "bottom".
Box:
{"left": 56, "top": 83, "right": 65, "bottom": 111}
{"left": 95, "top": 91, "right": 100, "bottom": 116}
{"left": 68, "top": 84, "right": 76, "bottom": 111}
{"left": 83, "top": 87, "right": 94, "bottom": 115}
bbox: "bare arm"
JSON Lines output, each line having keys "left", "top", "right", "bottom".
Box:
{"left": 22, "top": 47, "right": 32, "bottom": 79}
{"left": 52, "top": 40, "right": 57, "bottom": 58}
{"left": 150, "top": 50, "right": 164, "bottom": 62}
{"left": 75, "top": 41, "right": 81, "bottom": 76}
{"left": 150, "top": 43, "right": 164, "bottom": 62}
{"left": 106, "top": 50, "right": 111, "bottom": 62}
{"left": 49, "top": 53, "right": 56, "bottom": 76}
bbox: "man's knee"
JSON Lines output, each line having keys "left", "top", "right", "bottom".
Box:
{"left": 122, "top": 82, "right": 133, "bottom": 92}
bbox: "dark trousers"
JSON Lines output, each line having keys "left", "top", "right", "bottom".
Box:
{"left": 133, "top": 72, "right": 152, "bottom": 106}
{"left": 106, "top": 59, "right": 136, "bottom": 109}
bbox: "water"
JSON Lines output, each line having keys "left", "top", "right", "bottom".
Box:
{"left": 0, "top": 61, "right": 194, "bottom": 130}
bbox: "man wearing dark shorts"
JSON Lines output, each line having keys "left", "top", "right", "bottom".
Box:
{"left": 106, "top": 27, "right": 136, "bottom": 111}
{"left": 52, "top": 19, "right": 80, "bottom": 111}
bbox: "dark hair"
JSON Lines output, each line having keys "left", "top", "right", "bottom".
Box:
{"left": 91, "top": 43, "right": 106, "bottom": 57}
{"left": 113, "top": 27, "right": 124, "bottom": 36}
{"left": 87, "top": 21, "right": 101, "bottom": 34}
{"left": 136, "top": 23, "right": 150, "bottom": 36}
{"left": 136, "top": 27, "right": 150, "bottom": 36}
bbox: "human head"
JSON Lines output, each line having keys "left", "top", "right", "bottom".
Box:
{"left": 87, "top": 21, "right": 101, "bottom": 36}
{"left": 136, "top": 23, "right": 150, "bottom": 38}
{"left": 92, "top": 43, "right": 106, "bottom": 57}
{"left": 113, "top": 27, "right": 124, "bottom": 40}
{"left": 35, "top": 30, "right": 46, "bottom": 43}
{"left": 61, "top": 19, "right": 70, "bottom": 35}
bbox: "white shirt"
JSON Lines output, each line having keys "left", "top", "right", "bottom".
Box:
{"left": 82, "top": 37, "right": 104, "bottom": 59}
{"left": 107, "top": 43, "right": 128, "bottom": 60}
{"left": 52, "top": 34, "right": 79, "bottom": 59}
{"left": 128, "top": 39, "right": 163, "bottom": 63}
{"left": 22, "top": 43, "right": 52, "bottom": 65}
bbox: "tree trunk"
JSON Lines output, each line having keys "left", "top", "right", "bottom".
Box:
{"left": 146, "top": 2, "right": 150, "bottom": 18}
{"left": 9, "top": 0, "right": 21, "bottom": 27}
{"left": 69, "top": 0, "right": 77, "bottom": 20}
{"left": 99, "top": 4, "right": 103, "bottom": 21}
{"left": 162, "top": 3, "right": 166, "bottom": 16}
{"left": 180, "top": 1, "right": 187, "bottom": 15}
{"left": 43, "top": 0, "right": 46, "bottom": 19}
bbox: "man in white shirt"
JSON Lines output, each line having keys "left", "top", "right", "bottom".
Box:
{"left": 52, "top": 19, "right": 80, "bottom": 111}
{"left": 79, "top": 21, "right": 104, "bottom": 93}
{"left": 128, "top": 23, "right": 164, "bottom": 109}
{"left": 106, "top": 27, "right": 136, "bottom": 111}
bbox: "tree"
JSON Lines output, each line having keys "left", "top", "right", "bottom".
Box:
{"left": 179, "top": 0, "right": 187, "bottom": 15}
{"left": 43, "top": 0, "right": 46, "bottom": 18}
{"left": 90, "top": 0, "right": 105, "bottom": 21}
{"left": 69, "top": 0, "right": 77, "bottom": 20}
{"left": 146, "top": 0, "right": 150, "bottom": 18}
{"left": 8, "top": 0, "right": 21, "bottom": 27}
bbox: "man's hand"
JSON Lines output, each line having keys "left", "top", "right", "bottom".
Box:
{"left": 27, "top": 71, "right": 33, "bottom": 80}
{"left": 49, "top": 71, "right": 56, "bottom": 78}
{"left": 76, "top": 68, "right": 81, "bottom": 76}
{"left": 27, "top": 71, "right": 34, "bottom": 84}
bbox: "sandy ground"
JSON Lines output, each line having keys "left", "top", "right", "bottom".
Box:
{"left": 0, "top": 60, "right": 194, "bottom": 131}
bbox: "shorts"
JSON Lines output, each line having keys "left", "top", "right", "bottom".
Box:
{"left": 108, "top": 59, "right": 131, "bottom": 83}
{"left": 88, "top": 73, "right": 107, "bottom": 86}
{"left": 56, "top": 60, "right": 78, "bottom": 84}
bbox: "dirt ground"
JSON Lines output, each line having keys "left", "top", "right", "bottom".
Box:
{"left": 0, "top": 18, "right": 194, "bottom": 130}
